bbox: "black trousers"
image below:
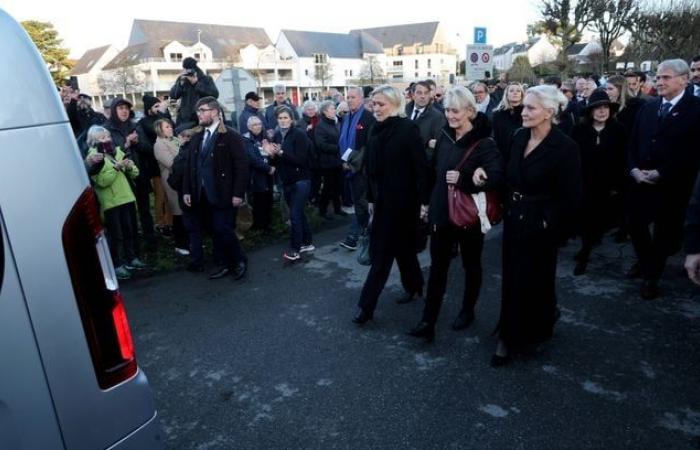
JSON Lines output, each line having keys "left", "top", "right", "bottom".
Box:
{"left": 251, "top": 191, "right": 273, "bottom": 230}
{"left": 627, "top": 184, "right": 684, "bottom": 282}
{"left": 422, "top": 225, "right": 484, "bottom": 325}
{"left": 104, "top": 202, "right": 137, "bottom": 267}
{"left": 358, "top": 249, "right": 424, "bottom": 314}
{"left": 172, "top": 215, "right": 189, "bottom": 249}
{"left": 318, "top": 168, "right": 343, "bottom": 214}
{"left": 132, "top": 177, "right": 154, "bottom": 239}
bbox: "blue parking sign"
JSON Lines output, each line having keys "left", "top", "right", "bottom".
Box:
{"left": 474, "top": 27, "right": 487, "bottom": 44}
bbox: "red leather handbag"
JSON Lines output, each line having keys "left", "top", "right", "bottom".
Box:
{"left": 447, "top": 140, "right": 502, "bottom": 229}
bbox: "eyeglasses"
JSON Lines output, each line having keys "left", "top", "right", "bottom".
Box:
{"left": 196, "top": 107, "right": 214, "bottom": 114}
{"left": 435, "top": 94, "right": 443, "bottom": 98}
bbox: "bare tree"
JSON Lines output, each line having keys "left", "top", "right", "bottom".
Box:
{"left": 537, "top": 0, "right": 597, "bottom": 76}
{"left": 628, "top": 0, "right": 700, "bottom": 63}
{"left": 358, "top": 56, "right": 385, "bottom": 85}
{"left": 589, "top": 0, "right": 639, "bottom": 72}
{"left": 98, "top": 65, "right": 145, "bottom": 97}
{"left": 313, "top": 53, "right": 333, "bottom": 90}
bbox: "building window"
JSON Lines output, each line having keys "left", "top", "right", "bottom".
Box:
{"left": 427, "top": 59, "right": 432, "bottom": 69}
{"left": 305, "top": 69, "right": 309, "bottom": 76}
{"left": 392, "top": 74, "right": 403, "bottom": 79}
{"left": 427, "top": 71, "right": 432, "bottom": 77}
{"left": 415, "top": 72, "right": 419, "bottom": 78}
{"left": 194, "top": 53, "right": 201, "bottom": 60}
{"left": 349, "top": 70, "right": 353, "bottom": 77}
{"left": 313, "top": 53, "right": 328, "bottom": 64}
{"left": 392, "top": 60, "right": 403, "bottom": 67}
{"left": 170, "top": 53, "right": 183, "bottom": 62}
{"left": 344, "top": 70, "right": 348, "bottom": 76}
{"left": 415, "top": 60, "right": 419, "bottom": 69}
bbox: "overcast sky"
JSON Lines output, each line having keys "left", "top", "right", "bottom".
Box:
{"left": 2, "top": 0, "right": 542, "bottom": 59}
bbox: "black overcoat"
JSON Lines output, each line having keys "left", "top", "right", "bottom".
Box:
{"left": 498, "top": 126, "right": 582, "bottom": 349}
{"left": 365, "top": 116, "right": 430, "bottom": 259}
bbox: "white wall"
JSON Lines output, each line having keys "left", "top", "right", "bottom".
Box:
{"left": 385, "top": 53, "right": 456, "bottom": 83}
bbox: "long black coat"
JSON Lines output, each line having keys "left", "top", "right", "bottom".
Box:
{"left": 366, "top": 116, "right": 430, "bottom": 259}
{"left": 169, "top": 68, "right": 219, "bottom": 127}
{"left": 572, "top": 119, "right": 626, "bottom": 236}
{"left": 685, "top": 172, "right": 700, "bottom": 253}
{"left": 491, "top": 105, "right": 523, "bottom": 163}
{"left": 182, "top": 123, "right": 249, "bottom": 209}
{"left": 627, "top": 92, "right": 700, "bottom": 229}
{"left": 314, "top": 116, "right": 342, "bottom": 170}
{"left": 499, "top": 126, "right": 582, "bottom": 349}
{"left": 428, "top": 113, "right": 503, "bottom": 228}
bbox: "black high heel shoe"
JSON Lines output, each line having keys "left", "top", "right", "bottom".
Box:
{"left": 352, "top": 308, "right": 373, "bottom": 324}
{"left": 406, "top": 321, "right": 435, "bottom": 342}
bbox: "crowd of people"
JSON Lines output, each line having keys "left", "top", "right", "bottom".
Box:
{"left": 61, "top": 53, "right": 700, "bottom": 366}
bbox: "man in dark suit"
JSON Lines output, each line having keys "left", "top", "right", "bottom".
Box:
{"left": 626, "top": 59, "right": 700, "bottom": 299}
{"left": 182, "top": 97, "right": 249, "bottom": 279}
{"left": 405, "top": 81, "right": 446, "bottom": 162}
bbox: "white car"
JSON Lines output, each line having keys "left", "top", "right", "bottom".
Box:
{"left": 0, "top": 9, "right": 162, "bottom": 450}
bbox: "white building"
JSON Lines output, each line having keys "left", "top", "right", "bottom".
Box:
{"left": 275, "top": 29, "right": 385, "bottom": 103}
{"left": 351, "top": 22, "right": 458, "bottom": 85}
{"left": 91, "top": 19, "right": 273, "bottom": 106}
{"left": 69, "top": 45, "right": 121, "bottom": 107}
{"left": 493, "top": 36, "right": 558, "bottom": 71}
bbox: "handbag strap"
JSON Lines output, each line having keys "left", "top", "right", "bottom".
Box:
{"left": 454, "top": 139, "right": 483, "bottom": 171}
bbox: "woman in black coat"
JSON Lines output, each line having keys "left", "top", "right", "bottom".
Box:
{"left": 491, "top": 82, "right": 525, "bottom": 163}
{"left": 242, "top": 115, "right": 275, "bottom": 232}
{"left": 407, "top": 86, "right": 504, "bottom": 342}
{"left": 264, "top": 106, "right": 313, "bottom": 261}
{"left": 493, "top": 85, "right": 582, "bottom": 367}
{"left": 571, "top": 90, "right": 627, "bottom": 275}
{"left": 314, "top": 100, "right": 344, "bottom": 218}
{"left": 352, "top": 85, "right": 430, "bottom": 324}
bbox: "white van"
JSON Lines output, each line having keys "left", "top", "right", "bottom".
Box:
{"left": 0, "top": 9, "right": 162, "bottom": 449}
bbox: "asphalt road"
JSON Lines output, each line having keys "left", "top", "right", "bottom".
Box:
{"left": 123, "top": 221, "right": 700, "bottom": 450}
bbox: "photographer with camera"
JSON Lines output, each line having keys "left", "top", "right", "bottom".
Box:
{"left": 169, "top": 57, "right": 219, "bottom": 127}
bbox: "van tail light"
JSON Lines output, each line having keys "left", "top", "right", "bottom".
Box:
{"left": 62, "top": 187, "right": 137, "bottom": 389}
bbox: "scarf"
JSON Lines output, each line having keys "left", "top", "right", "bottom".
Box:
{"left": 339, "top": 108, "right": 364, "bottom": 155}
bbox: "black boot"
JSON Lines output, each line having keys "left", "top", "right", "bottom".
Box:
{"left": 452, "top": 309, "right": 475, "bottom": 330}
{"left": 352, "top": 308, "right": 373, "bottom": 324}
{"left": 407, "top": 321, "right": 435, "bottom": 342}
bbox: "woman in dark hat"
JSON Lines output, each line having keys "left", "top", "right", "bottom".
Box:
{"left": 570, "top": 89, "right": 627, "bottom": 275}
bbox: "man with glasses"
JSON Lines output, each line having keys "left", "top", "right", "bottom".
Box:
{"left": 626, "top": 59, "right": 700, "bottom": 299}
{"left": 182, "top": 97, "right": 249, "bottom": 280}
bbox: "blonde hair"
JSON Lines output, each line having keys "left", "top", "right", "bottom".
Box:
{"left": 370, "top": 85, "right": 406, "bottom": 118}
{"left": 525, "top": 85, "right": 568, "bottom": 124}
{"left": 443, "top": 85, "right": 478, "bottom": 120}
{"left": 154, "top": 118, "right": 174, "bottom": 138}
{"left": 495, "top": 83, "right": 526, "bottom": 111}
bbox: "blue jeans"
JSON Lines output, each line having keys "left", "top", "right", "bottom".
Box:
{"left": 284, "top": 180, "right": 312, "bottom": 252}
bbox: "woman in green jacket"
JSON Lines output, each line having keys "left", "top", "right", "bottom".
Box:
{"left": 86, "top": 125, "right": 145, "bottom": 279}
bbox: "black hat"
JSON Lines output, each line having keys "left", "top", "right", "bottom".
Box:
{"left": 245, "top": 91, "right": 260, "bottom": 101}
{"left": 584, "top": 89, "right": 619, "bottom": 113}
{"left": 182, "top": 57, "right": 198, "bottom": 70}
{"left": 142, "top": 94, "right": 160, "bottom": 113}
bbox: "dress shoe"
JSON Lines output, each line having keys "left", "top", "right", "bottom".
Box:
{"left": 490, "top": 354, "right": 511, "bottom": 367}
{"left": 209, "top": 266, "right": 230, "bottom": 280}
{"left": 451, "top": 310, "right": 475, "bottom": 331}
{"left": 232, "top": 261, "right": 247, "bottom": 280}
{"left": 352, "top": 308, "right": 373, "bottom": 324}
{"left": 407, "top": 321, "right": 435, "bottom": 342}
{"left": 625, "top": 262, "right": 642, "bottom": 279}
{"left": 640, "top": 280, "right": 659, "bottom": 300}
{"left": 573, "top": 260, "right": 587, "bottom": 276}
{"left": 396, "top": 289, "right": 423, "bottom": 304}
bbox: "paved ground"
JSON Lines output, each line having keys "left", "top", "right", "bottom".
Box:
{"left": 123, "top": 221, "right": 700, "bottom": 450}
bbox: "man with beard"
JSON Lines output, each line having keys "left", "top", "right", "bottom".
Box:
{"left": 182, "top": 97, "right": 249, "bottom": 280}
{"left": 688, "top": 55, "right": 700, "bottom": 97}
